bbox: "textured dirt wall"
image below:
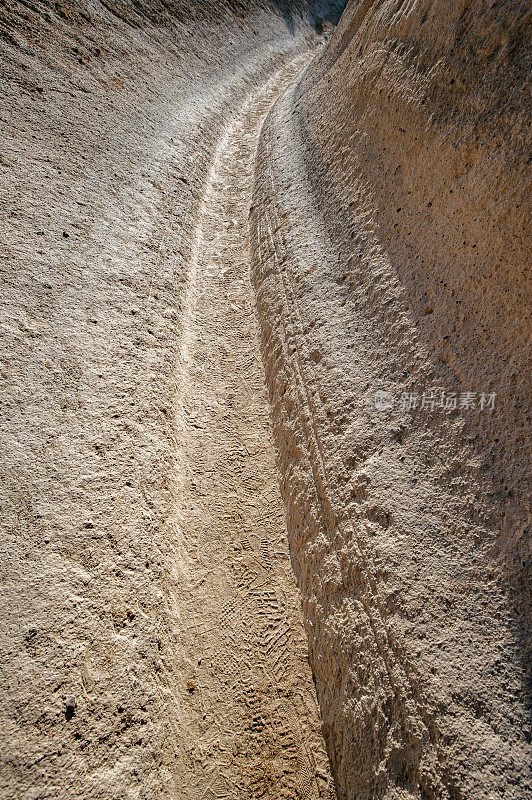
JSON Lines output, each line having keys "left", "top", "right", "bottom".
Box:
{"left": 0, "top": 1, "right": 344, "bottom": 797}
{"left": 251, "top": 1, "right": 531, "bottom": 798}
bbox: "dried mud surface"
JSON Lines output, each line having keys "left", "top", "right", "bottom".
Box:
{"left": 251, "top": 1, "right": 531, "bottom": 799}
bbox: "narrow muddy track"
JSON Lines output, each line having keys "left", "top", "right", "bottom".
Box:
{"left": 169, "top": 53, "right": 335, "bottom": 800}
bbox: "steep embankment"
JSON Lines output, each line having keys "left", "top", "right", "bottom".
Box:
{"left": 0, "top": 1, "right": 345, "bottom": 798}
{"left": 251, "top": 1, "right": 531, "bottom": 798}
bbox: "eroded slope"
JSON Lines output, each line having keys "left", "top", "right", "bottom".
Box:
{"left": 0, "top": 1, "right": 341, "bottom": 797}
{"left": 251, "top": 1, "right": 531, "bottom": 798}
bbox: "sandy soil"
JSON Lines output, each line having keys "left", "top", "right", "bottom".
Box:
{"left": 251, "top": 1, "right": 531, "bottom": 798}
{"left": 0, "top": 2, "right": 338, "bottom": 797}
{"left": 166, "top": 51, "right": 335, "bottom": 800}
{"left": 1, "top": 1, "right": 529, "bottom": 798}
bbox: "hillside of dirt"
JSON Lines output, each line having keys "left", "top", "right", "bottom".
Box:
{"left": 1, "top": 0, "right": 530, "bottom": 799}
{"left": 0, "top": 1, "right": 346, "bottom": 798}
{"left": 251, "top": 1, "right": 531, "bottom": 798}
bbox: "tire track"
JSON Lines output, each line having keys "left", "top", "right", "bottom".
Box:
{"left": 168, "top": 48, "right": 336, "bottom": 800}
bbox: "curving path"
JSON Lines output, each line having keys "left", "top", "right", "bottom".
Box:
{"left": 168, "top": 52, "right": 336, "bottom": 800}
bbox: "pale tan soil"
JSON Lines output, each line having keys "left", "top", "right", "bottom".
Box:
{"left": 0, "top": 2, "right": 339, "bottom": 797}
{"left": 167, "top": 52, "right": 335, "bottom": 799}
{"left": 251, "top": 1, "right": 531, "bottom": 799}
{"left": 1, "top": 0, "right": 530, "bottom": 798}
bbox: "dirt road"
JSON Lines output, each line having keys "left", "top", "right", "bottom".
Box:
{"left": 167, "top": 52, "right": 335, "bottom": 800}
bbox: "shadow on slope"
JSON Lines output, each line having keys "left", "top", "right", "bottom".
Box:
{"left": 269, "top": 0, "right": 348, "bottom": 34}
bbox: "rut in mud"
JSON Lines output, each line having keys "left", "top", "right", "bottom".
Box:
{"left": 168, "top": 53, "right": 336, "bottom": 800}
